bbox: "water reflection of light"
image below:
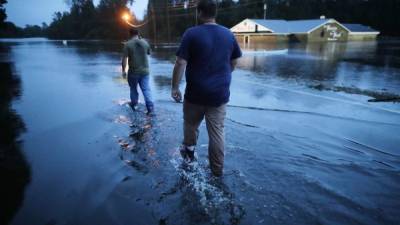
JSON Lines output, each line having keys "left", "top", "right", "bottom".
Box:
{"left": 112, "top": 76, "right": 128, "bottom": 85}
{"left": 239, "top": 42, "right": 288, "bottom": 51}
{"left": 0, "top": 62, "right": 31, "bottom": 225}
{"left": 242, "top": 49, "right": 288, "bottom": 56}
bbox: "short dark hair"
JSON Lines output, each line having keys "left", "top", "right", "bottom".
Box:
{"left": 197, "top": 0, "right": 217, "bottom": 19}
{"left": 129, "top": 28, "right": 139, "bottom": 37}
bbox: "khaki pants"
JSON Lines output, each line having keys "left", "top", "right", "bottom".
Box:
{"left": 183, "top": 101, "right": 227, "bottom": 176}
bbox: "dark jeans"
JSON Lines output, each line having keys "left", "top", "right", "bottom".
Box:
{"left": 127, "top": 73, "right": 154, "bottom": 111}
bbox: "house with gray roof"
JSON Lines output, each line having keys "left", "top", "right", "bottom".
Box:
{"left": 342, "top": 23, "right": 380, "bottom": 41}
{"left": 230, "top": 18, "right": 379, "bottom": 43}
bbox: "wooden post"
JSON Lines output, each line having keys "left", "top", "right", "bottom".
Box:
{"left": 166, "top": 0, "right": 171, "bottom": 43}
{"left": 264, "top": 1, "right": 267, "bottom": 20}
{"left": 151, "top": 4, "right": 157, "bottom": 46}
{"left": 195, "top": 6, "right": 198, "bottom": 25}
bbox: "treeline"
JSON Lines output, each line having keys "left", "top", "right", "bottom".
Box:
{"left": 147, "top": 0, "right": 400, "bottom": 42}
{"left": 0, "top": 0, "right": 46, "bottom": 38}
{"left": 145, "top": 0, "right": 255, "bottom": 43}
{"left": 1, "top": 0, "right": 400, "bottom": 40}
{"left": 0, "top": 22, "right": 47, "bottom": 38}
{"left": 0, "top": 0, "right": 6, "bottom": 26}
{"left": 0, "top": 0, "right": 135, "bottom": 39}
{"left": 264, "top": 0, "right": 400, "bottom": 36}
{"left": 46, "top": 0, "right": 134, "bottom": 39}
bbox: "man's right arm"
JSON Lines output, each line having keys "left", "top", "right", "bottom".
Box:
{"left": 171, "top": 57, "right": 187, "bottom": 102}
{"left": 122, "top": 44, "right": 129, "bottom": 77}
{"left": 171, "top": 30, "right": 190, "bottom": 102}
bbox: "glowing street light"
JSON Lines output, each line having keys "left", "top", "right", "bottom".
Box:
{"left": 122, "top": 13, "right": 131, "bottom": 22}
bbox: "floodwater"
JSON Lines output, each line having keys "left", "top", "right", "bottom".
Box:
{"left": 1, "top": 38, "right": 399, "bottom": 225}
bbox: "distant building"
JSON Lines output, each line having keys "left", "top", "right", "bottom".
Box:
{"left": 342, "top": 23, "right": 380, "bottom": 41}
{"left": 230, "top": 18, "right": 379, "bottom": 44}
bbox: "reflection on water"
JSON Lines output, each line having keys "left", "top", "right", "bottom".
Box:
{"left": 153, "top": 75, "right": 172, "bottom": 89}
{"left": 147, "top": 40, "right": 400, "bottom": 97}
{"left": 79, "top": 71, "right": 101, "bottom": 86}
{"left": 241, "top": 41, "right": 288, "bottom": 51}
{"left": 0, "top": 53, "right": 31, "bottom": 224}
{"left": 1, "top": 38, "right": 399, "bottom": 225}
{"left": 239, "top": 41, "right": 348, "bottom": 79}
{"left": 234, "top": 41, "right": 400, "bottom": 95}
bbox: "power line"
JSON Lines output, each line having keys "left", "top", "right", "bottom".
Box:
{"left": 150, "top": 0, "right": 198, "bottom": 10}
{"left": 151, "top": 0, "right": 266, "bottom": 11}
{"left": 163, "top": 0, "right": 266, "bottom": 18}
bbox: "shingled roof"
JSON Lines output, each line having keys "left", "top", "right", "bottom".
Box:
{"left": 250, "top": 19, "right": 289, "bottom": 33}
{"left": 248, "top": 18, "right": 349, "bottom": 33}
{"left": 342, "top": 23, "right": 379, "bottom": 33}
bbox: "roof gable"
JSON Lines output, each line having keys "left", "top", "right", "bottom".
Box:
{"left": 230, "top": 18, "right": 275, "bottom": 33}
{"left": 247, "top": 18, "right": 349, "bottom": 33}
{"left": 251, "top": 19, "right": 289, "bottom": 33}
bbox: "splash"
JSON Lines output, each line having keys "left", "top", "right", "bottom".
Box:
{"left": 169, "top": 148, "right": 245, "bottom": 224}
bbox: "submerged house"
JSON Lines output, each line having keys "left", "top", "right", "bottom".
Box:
{"left": 230, "top": 18, "right": 379, "bottom": 43}
{"left": 342, "top": 23, "right": 380, "bottom": 41}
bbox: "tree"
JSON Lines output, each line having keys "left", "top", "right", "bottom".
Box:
{"left": 0, "top": 0, "right": 8, "bottom": 28}
{"left": 46, "top": 0, "right": 133, "bottom": 39}
{"left": 45, "top": 0, "right": 400, "bottom": 39}
{"left": 23, "top": 25, "right": 43, "bottom": 37}
{"left": 96, "top": 0, "right": 131, "bottom": 39}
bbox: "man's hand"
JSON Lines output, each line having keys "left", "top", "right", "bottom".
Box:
{"left": 122, "top": 71, "right": 127, "bottom": 78}
{"left": 231, "top": 59, "right": 238, "bottom": 72}
{"left": 171, "top": 88, "right": 182, "bottom": 102}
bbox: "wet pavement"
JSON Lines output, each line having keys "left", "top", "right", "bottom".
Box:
{"left": 1, "top": 38, "right": 399, "bottom": 225}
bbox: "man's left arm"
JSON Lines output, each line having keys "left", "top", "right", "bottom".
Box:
{"left": 231, "top": 59, "right": 238, "bottom": 72}
{"left": 230, "top": 36, "right": 242, "bottom": 72}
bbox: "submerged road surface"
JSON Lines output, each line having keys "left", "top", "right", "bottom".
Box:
{"left": 1, "top": 38, "right": 400, "bottom": 225}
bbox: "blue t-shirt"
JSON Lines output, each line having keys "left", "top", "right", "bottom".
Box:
{"left": 176, "top": 24, "right": 242, "bottom": 106}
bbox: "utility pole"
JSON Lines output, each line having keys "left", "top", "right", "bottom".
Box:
{"left": 166, "top": 0, "right": 171, "bottom": 43}
{"left": 151, "top": 3, "right": 157, "bottom": 46}
{"left": 195, "top": 6, "right": 198, "bottom": 25}
{"left": 264, "top": 1, "right": 267, "bottom": 20}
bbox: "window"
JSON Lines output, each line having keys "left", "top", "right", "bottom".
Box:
{"left": 245, "top": 36, "right": 249, "bottom": 44}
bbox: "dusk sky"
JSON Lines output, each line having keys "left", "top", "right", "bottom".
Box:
{"left": 5, "top": 0, "right": 149, "bottom": 27}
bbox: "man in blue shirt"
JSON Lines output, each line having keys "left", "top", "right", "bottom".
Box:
{"left": 171, "top": 0, "right": 242, "bottom": 176}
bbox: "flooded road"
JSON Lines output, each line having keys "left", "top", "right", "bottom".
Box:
{"left": 1, "top": 38, "right": 399, "bottom": 225}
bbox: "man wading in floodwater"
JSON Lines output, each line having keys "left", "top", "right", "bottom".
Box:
{"left": 171, "top": 0, "right": 242, "bottom": 176}
{"left": 122, "top": 28, "right": 154, "bottom": 115}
